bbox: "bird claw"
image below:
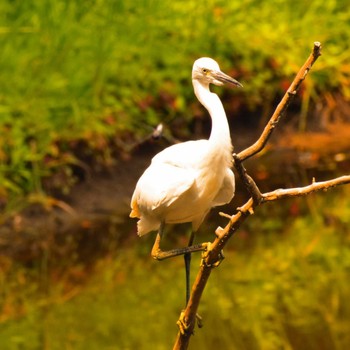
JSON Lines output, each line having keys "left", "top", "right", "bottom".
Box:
{"left": 209, "top": 249, "right": 225, "bottom": 267}
{"left": 177, "top": 310, "right": 192, "bottom": 335}
{"left": 200, "top": 242, "right": 211, "bottom": 260}
{"left": 201, "top": 243, "right": 225, "bottom": 268}
{"left": 177, "top": 310, "right": 203, "bottom": 335}
{"left": 216, "top": 250, "right": 225, "bottom": 266}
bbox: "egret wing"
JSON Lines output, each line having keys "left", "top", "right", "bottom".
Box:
{"left": 211, "top": 168, "right": 235, "bottom": 206}
{"left": 132, "top": 161, "right": 196, "bottom": 215}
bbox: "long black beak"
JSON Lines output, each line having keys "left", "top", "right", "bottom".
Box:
{"left": 214, "top": 70, "right": 243, "bottom": 88}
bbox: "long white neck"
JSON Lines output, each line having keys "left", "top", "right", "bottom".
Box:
{"left": 192, "top": 79, "right": 232, "bottom": 150}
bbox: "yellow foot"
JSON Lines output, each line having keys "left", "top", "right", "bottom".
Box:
{"left": 200, "top": 243, "right": 225, "bottom": 268}
{"left": 177, "top": 311, "right": 204, "bottom": 335}
{"left": 177, "top": 310, "right": 191, "bottom": 335}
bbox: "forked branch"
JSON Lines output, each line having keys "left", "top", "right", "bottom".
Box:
{"left": 174, "top": 178, "right": 350, "bottom": 350}
{"left": 173, "top": 42, "right": 350, "bottom": 350}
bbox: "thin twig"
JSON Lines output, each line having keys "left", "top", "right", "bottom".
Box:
{"left": 262, "top": 176, "right": 350, "bottom": 202}
{"left": 237, "top": 41, "right": 322, "bottom": 161}
{"left": 172, "top": 42, "right": 324, "bottom": 350}
{"left": 172, "top": 42, "right": 350, "bottom": 350}
{"left": 173, "top": 173, "right": 350, "bottom": 349}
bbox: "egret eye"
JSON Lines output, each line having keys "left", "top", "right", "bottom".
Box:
{"left": 131, "top": 57, "right": 238, "bottom": 307}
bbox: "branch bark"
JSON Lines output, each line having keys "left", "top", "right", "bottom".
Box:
{"left": 172, "top": 42, "right": 350, "bottom": 349}
{"left": 238, "top": 41, "right": 322, "bottom": 161}
{"left": 173, "top": 175, "right": 350, "bottom": 349}
{"left": 262, "top": 176, "right": 350, "bottom": 201}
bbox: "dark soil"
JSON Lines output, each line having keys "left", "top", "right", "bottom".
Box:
{"left": 1, "top": 111, "right": 349, "bottom": 268}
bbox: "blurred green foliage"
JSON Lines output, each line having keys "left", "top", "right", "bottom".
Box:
{"left": 0, "top": 0, "right": 350, "bottom": 200}
{"left": 1, "top": 2, "right": 350, "bottom": 348}
{"left": 1, "top": 190, "right": 350, "bottom": 349}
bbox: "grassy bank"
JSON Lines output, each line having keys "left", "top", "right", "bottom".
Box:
{"left": 1, "top": 189, "right": 349, "bottom": 349}
{"left": 1, "top": 0, "right": 350, "bottom": 203}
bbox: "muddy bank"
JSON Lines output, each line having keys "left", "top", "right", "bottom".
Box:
{"left": 0, "top": 152, "right": 151, "bottom": 265}
{"left": 0, "top": 124, "right": 349, "bottom": 267}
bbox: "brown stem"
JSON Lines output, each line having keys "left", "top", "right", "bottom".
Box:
{"left": 233, "top": 153, "right": 262, "bottom": 204}
{"left": 262, "top": 176, "right": 350, "bottom": 202}
{"left": 172, "top": 42, "right": 323, "bottom": 350}
{"left": 237, "top": 41, "right": 322, "bottom": 161}
{"left": 172, "top": 42, "right": 350, "bottom": 350}
{"left": 173, "top": 173, "right": 350, "bottom": 349}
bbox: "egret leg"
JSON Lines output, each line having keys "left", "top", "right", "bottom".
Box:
{"left": 181, "top": 231, "right": 204, "bottom": 333}
{"left": 184, "top": 231, "right": 195, "bottom": 305}
{"left": 151, "top": 222, "right": 207, "bottom": 261}
{"left": 152, "top": 224, "right": 205, "bottom": 333}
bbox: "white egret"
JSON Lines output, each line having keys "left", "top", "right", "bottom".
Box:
{"left": 130, "top": 57, "right": 242, "bottom": 303}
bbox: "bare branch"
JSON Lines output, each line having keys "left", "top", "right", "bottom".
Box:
{"left": 237, "top": 41, "right": 322, "bottom": 161}
{"left": 233, "top": 153, "right": 262, "bottom": 204}
{"left": 173, "top": 173, "right": 350, "bottom": 349}
{"left": 172, "top": 42, "right": 350, "bottom": 350}
{"left": 262, "top": 175, "right": 350, "bottom": 202}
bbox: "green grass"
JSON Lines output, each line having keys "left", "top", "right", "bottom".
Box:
{"left": 1, "top": 0, "right": 350, "bottom": 201}
{"left": 1, "top": 190, "right": 350, "bottom": 349}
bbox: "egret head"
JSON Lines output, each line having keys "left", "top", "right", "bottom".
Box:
{"left": 192, "top": 57, "right": 242, "bottom": 88}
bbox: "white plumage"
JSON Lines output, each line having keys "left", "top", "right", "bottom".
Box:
{"left": 130, "top": 57, "right": 242, "bottom": 237}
